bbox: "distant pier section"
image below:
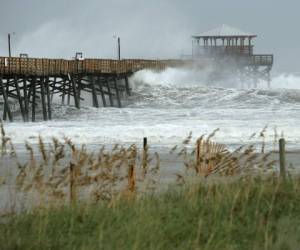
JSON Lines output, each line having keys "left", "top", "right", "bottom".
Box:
{"left": 190, "top": 24, "right": 273, "bottom": 87}
{"left": 0, "top": 25, "right": 273, "bottom": 122}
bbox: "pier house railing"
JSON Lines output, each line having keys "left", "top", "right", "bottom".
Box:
{"left": 249, "top": 55, "right": 274, "bottom": 66}
{"left": 194, "top": 45, "right": 254, "bottom": 57}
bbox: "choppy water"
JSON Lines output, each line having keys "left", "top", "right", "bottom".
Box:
{"left": 3, "top": 69, "right": 300, "bottom": 151}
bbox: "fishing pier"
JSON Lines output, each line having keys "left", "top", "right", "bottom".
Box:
{"left": 191, "top": 25, "right": 274, "bottom": 87}
{"left": 0, "top": 57, "right": 187, "bottom": 122}
{"left": 0, "top": 25, "right": 273, "bottom": 122}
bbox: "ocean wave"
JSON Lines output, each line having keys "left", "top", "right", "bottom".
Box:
{"left": 2, "top": 69, "right": 300, "bottom": 150}
{"left": 128, "top": 69, "right": 300, "bottom": 109}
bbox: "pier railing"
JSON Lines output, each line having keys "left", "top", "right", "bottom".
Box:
{"left": 0, "top": 57, "right": 189, "bottom": 76}
{"left": 194, "top": 46, "right": 254, "bottom": 57}
{"left": 0, "top": 55, "right": 273, "bottom": 76}
{"left": 249, "top": 55, "right": 274, "bottom": 66}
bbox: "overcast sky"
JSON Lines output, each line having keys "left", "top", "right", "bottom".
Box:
{"left": 0, "top": 0, "right": 299, "bottom": 73}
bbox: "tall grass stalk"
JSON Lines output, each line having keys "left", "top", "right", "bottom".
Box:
{"left": 1, "top": 176, "right": 300, "bottom": 249}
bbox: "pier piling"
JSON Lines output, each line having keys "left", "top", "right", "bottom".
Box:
{"left": 91, "top": 77, "right": 99, "bottom": 108}
{"left": 0, "top": 77, "right": 13, "bottom": 122}
{"left": 98, "top": 78, "right": 107, "bottom": 107}
{"left": 23, "top": 78, "right": 29, "bottom": 122}
{"left": 114, "top": 77, "right": 122, "bottom": 108}
{"left": 106, "top": 79, "right": 114, "bottom": 107}
{"left": 31, "top": 80, "right": 36, "bottom": 122}
{"left": 45, "top": 79, "right": 52, "bottom": 120}
{"left": 14, "top": 77, "right": 25, "bottom": 121}
{"left": 40, "top": 77, "right": 48, "bottom": 121}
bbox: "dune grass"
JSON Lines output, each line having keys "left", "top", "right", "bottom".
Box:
{"left": 0, "top": 123, "right": 298, "bottom": 249}
{"left": 1, "top": 175, "right": 300, "bottom": 250}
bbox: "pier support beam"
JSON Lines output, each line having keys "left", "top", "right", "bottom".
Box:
{"left": 40, "top": 77, "right": 48, "bottom": 121}
{"left": 97, "top": 78, "right": 107, "bottom": 107}
{"left": 14, "top": 77, "right": 26, "bottom": 122}
{"left": 0, "top": 72, "right": 131, "bottom": 122}
{"left": 51, "top": 77, "right": 57, "bottom": 102}
{"left": 91, "top": 77, "right": 99, "bottom": 108}
{"left": 114, "top": 77, "right": 122, "bottom": 108}
{"left": 106, "top": 79, "right": 114, "bottom": 107}
{"left": 67, "top": 79, "right": 71, "bottom": 105}
{"left": 3, "top": 80, "right": 10, "bottom": 121}
{"left": 61, "top": 78, "right": 66, "bottom": 105}
{"left": 23, "top": 78, "right": 29, "bottom": 122}
{"left": 0, "top": 77, "right": 13, "bottom": 122}
{"left": 70, "top": 75, "right": 80, "bottom": 109}
{"left": 45, "top": 78, "right": 52, "bottom": 120}
{"left": 125, "top": 76, "right": 131, "bottom": 96}
{"left": 31, "top": 79, "right": 36, "bottom": 122}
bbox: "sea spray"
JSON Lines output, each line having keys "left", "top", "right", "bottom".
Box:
{"left": 271, "top": 73, "right": 300, "bottom": 89}
{"left": 131, "top": 68, "right": 300, "bottom": 89}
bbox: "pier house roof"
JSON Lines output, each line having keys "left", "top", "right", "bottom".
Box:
{"left": 193, "top": 24, "right": 257, "bottom": 39}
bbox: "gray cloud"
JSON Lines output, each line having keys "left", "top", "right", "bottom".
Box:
{"left": 0, "top": 0, "right": 299, "bottom": 72}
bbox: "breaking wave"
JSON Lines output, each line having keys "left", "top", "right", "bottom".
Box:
{"left": 129, "top": 69, "right": 300, "bottom": 109}
{"left": 3, "top": 69, "right": 300, "bottom": 150}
